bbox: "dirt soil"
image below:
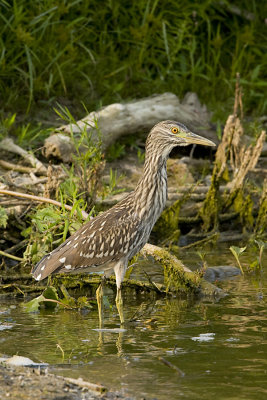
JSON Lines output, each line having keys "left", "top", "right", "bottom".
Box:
{"left": 0, "top": 364, "right": 129, "bottom": 400}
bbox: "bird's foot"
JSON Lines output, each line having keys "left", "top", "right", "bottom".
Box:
{"left": 115, "top": 288, "right": 125, "bottom": 325}
{"left": 96, "top": 283, "right": 104, "bottom": 328}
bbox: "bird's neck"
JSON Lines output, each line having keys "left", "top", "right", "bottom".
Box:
{"left": 134, "top": 151, "right": 168, "bottom": 222}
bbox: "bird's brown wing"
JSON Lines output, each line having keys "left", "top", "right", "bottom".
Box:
{"left": 32, "top": 208, "right": 143, "bottom": 281}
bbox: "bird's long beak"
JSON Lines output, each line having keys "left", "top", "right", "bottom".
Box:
{"left": 184, "top": 131, "right": 216, "bottom": 147}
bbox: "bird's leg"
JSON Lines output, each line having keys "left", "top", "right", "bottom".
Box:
{"left": 113, "top": 261, "right": 127, "bottom": 325}
{"left": 96, "top": 281, "right": 104, "bottom": 328}
{"left": 115, "top": 287, "right": 124, "bottom": 325}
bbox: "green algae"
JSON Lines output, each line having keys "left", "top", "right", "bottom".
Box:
{"left": 254, "top": 182, "right": 267, "bottom": 235}
{"left": 233, "top": 190, "right": 254, "bottom": 231}
{"left": 147, "top": 247, "right": 201, "bottom": 294}
{"left": 199, "top": 173, "right": 221, "bottom": 232}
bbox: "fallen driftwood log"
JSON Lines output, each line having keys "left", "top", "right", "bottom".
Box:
{"left": 43, "top": 92, "right": 218, "bottom": 161}
{"left": 139, "top": 243, "right": 225, "bottom": 297}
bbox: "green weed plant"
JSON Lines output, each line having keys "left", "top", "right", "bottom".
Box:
{"left": 22, "top": 105, "right": 124, "bottom": 265}
{"left": 0, "top": 0, "right": 266, "bottom": 119}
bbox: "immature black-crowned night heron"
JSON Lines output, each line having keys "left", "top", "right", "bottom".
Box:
{"left": 32, "top": 121, "right": 215, "bottom": 323}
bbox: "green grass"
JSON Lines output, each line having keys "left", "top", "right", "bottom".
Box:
{"left": 0, "top": 0, "right": 266, "bottom": 121}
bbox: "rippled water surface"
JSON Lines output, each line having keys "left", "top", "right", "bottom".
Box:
{"left": 0, "top": 244, "right": 266, "bottom": 399}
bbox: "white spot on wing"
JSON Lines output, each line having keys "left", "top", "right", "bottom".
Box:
{"left": 59, "top": 257, "right": 66, "bottom": 263}
{"left": 65, "top": 265, "right": 72, "bottom": 270}
{"left": 41, "top": 265, "right": 45, "bottom": 271}
{"left": 74, "top": 243, "right": 78, "bottom": 248}
{"left": 36, "top": 274, "right": 42, "bottom": 281}
{"left": 84, "top": 253, "right": 93, "bottom": 258}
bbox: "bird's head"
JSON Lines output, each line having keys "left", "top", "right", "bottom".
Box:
{"left": 147, "top": 120, "right": 216, "bottom": 157}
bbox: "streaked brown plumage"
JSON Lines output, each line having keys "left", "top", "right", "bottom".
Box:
{"left": 32, "top": 121, "right": 215, "bottom": 298}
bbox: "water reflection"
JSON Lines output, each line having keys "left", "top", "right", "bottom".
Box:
{"left": 0, "top": 245, "right": 266, "bottom": 399}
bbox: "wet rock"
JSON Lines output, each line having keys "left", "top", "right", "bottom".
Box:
{"left": 204, "top": 266, "right": 241, "bottom": 282}
{"left": 0, "top": 355, "right": 48, "bottom": 367}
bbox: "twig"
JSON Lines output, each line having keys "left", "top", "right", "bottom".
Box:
{"left": 60, "top": 376, "right": 107, "bottom": 393}
{"left": 4, "top": 239, "right": 28, "bottom": 255}
{"left": 0, "top": 250, "right": 24, "bottom": 261}
{"left": 42, "top": 297, "right": 73, "bottom": 309}
{"left": 180, "top": 233, "right": 219, "bottom": 250}
{"left": 142, "top": 269, "right": 164, "bottom": 294}
{"left": 2, "top": 284, "right": 25, "bottom": 295}
{"left": 158, "top": 356, "right": 185, "bottom": 377}
{"left": 0, "top": 199, "right": 31, "bottom": 206}
{"left": 0, "top": 189, "right": 89, "bottom": 219}
{"left": 0, "top": 159, "right": 38, "bottom": 174}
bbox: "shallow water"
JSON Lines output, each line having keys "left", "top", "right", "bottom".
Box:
{"left": 0, "top": 244, "right": 266, "bottom": 399}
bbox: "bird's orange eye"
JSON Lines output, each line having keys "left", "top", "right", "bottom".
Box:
{"left": 171, "top": 127, "right": 178, "bottom": 134}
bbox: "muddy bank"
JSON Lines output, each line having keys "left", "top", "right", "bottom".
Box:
{"left": 0, "top": 363, "right": 127, "bottom": 400}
